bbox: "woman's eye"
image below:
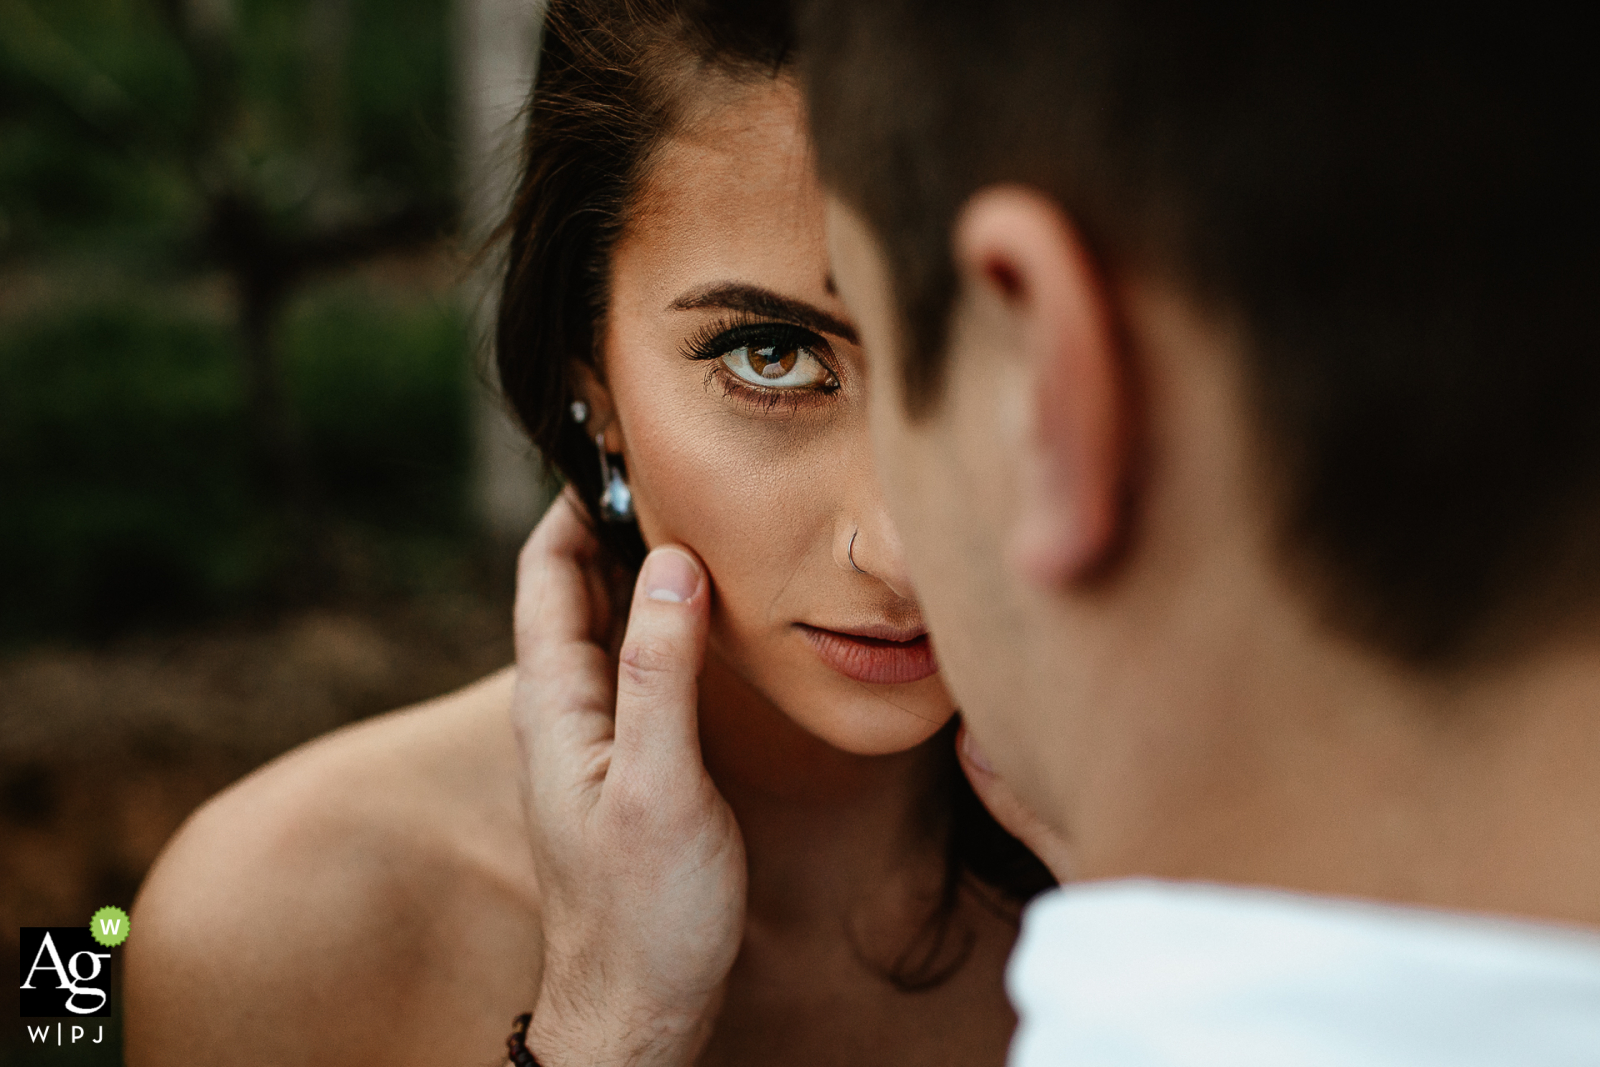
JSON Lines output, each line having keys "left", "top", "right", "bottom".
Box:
{"left": 719, "top": 341, "right": 835, "bottom": 389}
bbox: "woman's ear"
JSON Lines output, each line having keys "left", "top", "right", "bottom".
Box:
{"left": 952, "top": 185, "right": 1128, "bottom": 590}
{"left": 571, "top": 363, "right": 626, "bottom": 452}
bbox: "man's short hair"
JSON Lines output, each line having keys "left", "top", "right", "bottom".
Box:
{"left": 799, "top": 1, "right": 1599, "bottom": 663}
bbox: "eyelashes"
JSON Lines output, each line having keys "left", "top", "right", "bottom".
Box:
{"left": 680, "top": 313, "right": 842, "bottom": 413}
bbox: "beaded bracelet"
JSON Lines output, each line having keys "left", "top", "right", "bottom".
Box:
{"left": 506, "top": 1013, "right": 541, "bottom": 1067}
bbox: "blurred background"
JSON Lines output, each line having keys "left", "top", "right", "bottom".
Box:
{"left": 1, "top": 0, "right": 548, "bottom": 1059}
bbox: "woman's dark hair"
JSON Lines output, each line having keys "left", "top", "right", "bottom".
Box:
{"left": 494, "top": 0, "right": 1054, "bottom": 988}
{"left": 496, "top": 0, "right": 794, "bottom": 570}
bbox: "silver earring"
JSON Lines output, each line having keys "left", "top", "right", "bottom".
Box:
{"left": 596, "top": 434, "right": 634, "bottom": 523}
{"left": 571, "top": 399, "right": 633, "bottom": 523}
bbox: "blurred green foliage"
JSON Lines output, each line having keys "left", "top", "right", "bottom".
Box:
{"left": 0, "top": 0, "right": 478, "bottom": 647}
{"left": 0, "top": 289, "right": 472, "bottom": 645}
{"left": 285, "top": 286, "right": 471, "bottom": 533}
{"left": 0, "top": 300, "right": 256, "bottom": 639}
{"left": 0, "top": 0, "right": 455, "bottom": 261}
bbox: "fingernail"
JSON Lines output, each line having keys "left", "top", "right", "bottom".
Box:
{"left": 641, "top": 548, "right": 700, "bottom": 603}
{"left": 961, "top": 727, "right": 995, "bottom": 774}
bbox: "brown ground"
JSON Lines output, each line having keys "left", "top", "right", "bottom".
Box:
{"left": 0, "top": 592, "right": 513, "bottom": 1057}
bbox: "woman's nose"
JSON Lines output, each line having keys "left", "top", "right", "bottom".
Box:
{"left": 834, "top": 507, "right": 917, "bottom": 601}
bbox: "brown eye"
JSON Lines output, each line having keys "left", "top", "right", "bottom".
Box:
{"left": 721, "top": 341, "right": 834, "bottom": 389}
{"left": 749, "top": 345, "right": 799, "bottom": 379}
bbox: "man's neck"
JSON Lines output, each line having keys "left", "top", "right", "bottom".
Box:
{"left": 1076, "top": 614, "right": 1600, "bottom": 929}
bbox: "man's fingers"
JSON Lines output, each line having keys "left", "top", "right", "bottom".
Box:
{"left": 957, "top": 724, "right": 1074, "bottom": 881}
{"left": 611, "top": 546, "right": 711, "bottom": 779}
{"left": 513, "top": 494, "right": 620, "bottom": 793}
{"left": 515, "top": 493, "right": 603, "bottom": 661}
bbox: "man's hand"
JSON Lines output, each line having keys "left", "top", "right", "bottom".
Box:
{"left": 512, "top": 495, "right": 745, "bottom": 1066}
{"left": 956, "top": 724, "right": 1074, "bottom": 882}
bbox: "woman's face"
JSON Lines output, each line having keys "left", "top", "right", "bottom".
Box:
{"left": 593, "top": 76, "right": 956, "bottom": 756}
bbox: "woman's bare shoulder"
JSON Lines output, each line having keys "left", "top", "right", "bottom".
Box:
{"left": 126, "top": 666, "right": 544, "bottom": 1066}
{"left": 137, "top": 665, "right": 531, "bottom": 903}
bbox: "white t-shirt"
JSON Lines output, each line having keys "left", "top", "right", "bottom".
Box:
{"left": 1008, "top": 879, "right": 1600, "bottom": 1066}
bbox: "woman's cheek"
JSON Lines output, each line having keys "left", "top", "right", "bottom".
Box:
{"left": 627, "top": 418, "right": 819, "bottom": 619}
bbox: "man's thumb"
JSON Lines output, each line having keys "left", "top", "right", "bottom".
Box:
{"left": 611, "top": 546, "right": 711, "bottom": 775}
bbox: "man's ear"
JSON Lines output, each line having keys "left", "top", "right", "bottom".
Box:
{"left": 952, "top": 185, "right": 1127, "bottom": 589}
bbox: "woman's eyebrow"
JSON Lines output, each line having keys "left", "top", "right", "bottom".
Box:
{"left": 669, "top": 283, "right": 859, "bottom": 344}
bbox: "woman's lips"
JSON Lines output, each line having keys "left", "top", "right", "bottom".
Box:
{"left": 795, "top": 624, "right": 938, "bottom": 685}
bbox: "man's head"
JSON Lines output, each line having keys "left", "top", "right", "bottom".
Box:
{"left": 801, "top": 2, "right": 1600, "bottom": 895}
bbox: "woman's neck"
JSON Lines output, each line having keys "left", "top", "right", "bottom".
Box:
{"left": 695, "top": 653, "right": 953, "bottom": 937}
